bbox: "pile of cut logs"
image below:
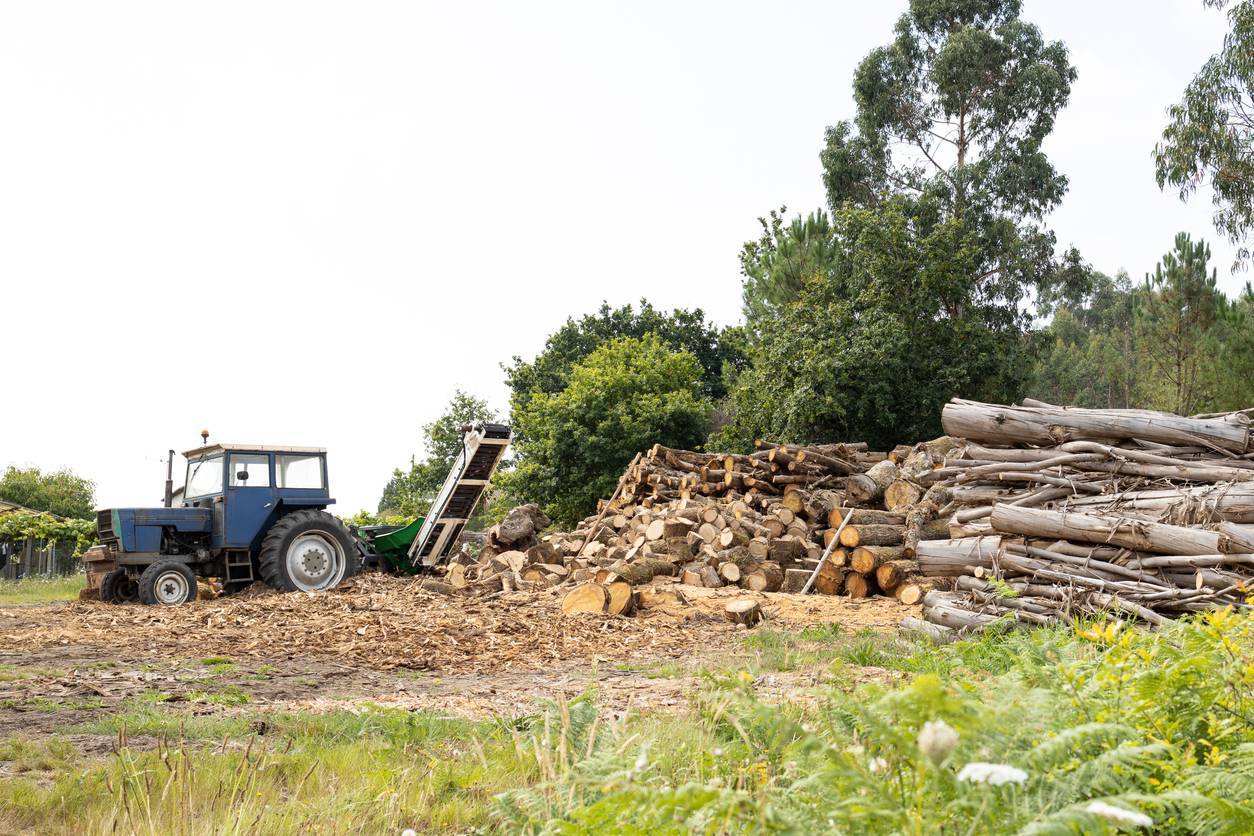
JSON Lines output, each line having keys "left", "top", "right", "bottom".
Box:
{"left": 907, "top": 399, "right": 1254, "bottom": 640}
{"left": 445, "top": 439, "right": 947, "bottom": 615}
{"left": 439, "top": 397, "right": 1252, "bottom": 630}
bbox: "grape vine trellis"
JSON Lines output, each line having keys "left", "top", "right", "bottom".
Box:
{"left": 0, "top": 512, "right": 97, "bottom": 557}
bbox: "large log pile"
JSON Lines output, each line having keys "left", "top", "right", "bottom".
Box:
{"left": 442, "top": 441, "right": 937, "bottom": 613}
{"left": 437, "top": 398, "right": 1252, "bottom": 629}
{"left": 909, "top": 399, "right": 1254, "bottom": 638}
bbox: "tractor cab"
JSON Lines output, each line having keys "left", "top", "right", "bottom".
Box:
{"left": 181, "top": 444, "right": 333, "bottom": 552}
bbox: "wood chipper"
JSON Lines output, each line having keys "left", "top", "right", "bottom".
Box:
{"left": 82, "top": 423, "right": 511, "bottom": 604}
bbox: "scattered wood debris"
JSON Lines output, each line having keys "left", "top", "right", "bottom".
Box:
{"left": 0, "top": 574, "right": 913, "bottom": 672}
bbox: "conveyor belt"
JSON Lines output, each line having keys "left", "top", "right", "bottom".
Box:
{"left": 408, "top": 422, "right": 511, "bottom": 566}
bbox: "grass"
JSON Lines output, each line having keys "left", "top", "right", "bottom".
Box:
{"left": 2, "top": 609, "right": 1253, "bottom": 833}
{"left": 0, "top": 575, "right": 85, "bottom": 606}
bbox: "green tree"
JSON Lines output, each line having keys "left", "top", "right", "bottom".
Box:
{"left": 504, "top": 301, "right": 745, "bottom": 418}
{"left": 1205, "top": 282, "right": 1254, "bottom": 411}
{"left": 1156, "top": 1, "right": 1254, "bottom": 265}
{"left": 0, "top": 467, "right": 96, "bottom": 520}
{"left": 715, "top": 200, "right": 1036, "bottom": 450}
{"left": 377, "top": 390, "right": 498, "bottom": 518}
{"left": 1026, "top": 272, "right": 1143, "bottom": 408}
{"left": 500, "top": 335, "right": 712, "bottom": 526}
{"left": 740, "top": 208, "right": 838, "bottom": 326}
{"left": 1136, "top": 233, "right": 1225, "bottom": 415}
{"left": 721, "top": 0, "right": 1083, "bottom": 448}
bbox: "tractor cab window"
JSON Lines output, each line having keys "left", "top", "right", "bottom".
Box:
{"left": 229, "top": 454, "right": 271, "bottom": 487}
{"left": 277, "top": 454, "right": 324, "bottom": 489}
{"left": 185, "top": 455, "right": 224, "bottom": 498}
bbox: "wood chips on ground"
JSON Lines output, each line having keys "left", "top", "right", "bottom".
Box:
{"left": 0, "top": 575, "right": 914, "bottom": 673}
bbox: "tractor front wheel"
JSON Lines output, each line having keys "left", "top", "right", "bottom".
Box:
{"left": 100, "top": 568, "right": 140, "bottom": 604}
{"left": 258, "top": 510, "right": 359, "bottom": 593}
{"left": 138, "top": 561, "right": 199, "bottom": 605}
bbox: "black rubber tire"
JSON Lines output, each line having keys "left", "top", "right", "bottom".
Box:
{"left": 100, "top": 568, "right": 140, "bottom": 604}
{"left": 138, "top": 561, "right": 198, "bottom": 606}
{"left": 258, "top": 509, "right": 360, "bottom": 592}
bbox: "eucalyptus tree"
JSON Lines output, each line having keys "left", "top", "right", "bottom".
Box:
{"left": 1157, "top": 1, "right": 1254, "bottom": 266}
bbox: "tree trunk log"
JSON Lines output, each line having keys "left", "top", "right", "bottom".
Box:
{"left": 846, "top": 460, "right": 900, "bottom": 505}
{"left": 724, "top": 598, "right": 764, "bottom": 626}
{"left": 989, "top": 505, "right": 1247, "bottom": 555}
{"left": 941, "top": 399, "right": 1251, "bottom": 453}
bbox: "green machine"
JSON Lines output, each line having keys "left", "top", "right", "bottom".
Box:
{"left": 352, "top": 422, "right": 511, "bottom": 574}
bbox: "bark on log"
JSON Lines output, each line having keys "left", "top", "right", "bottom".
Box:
{"left": 989, "top": 505, "right": 1246, "bottom": 555}
{"left": 915, "top": 536, "right": 1003, "bottom": 577}
{"left": 781, "top": 568, "right": 812, "bottom": 594}
{"left": 839, "top": 524, "right": 905, "bottom": 548}
{"left": 941, "top": 399, "right": 1251, "bottom": 453}
{"left": 827, "top": 507, "right": 907, "bottom": 527}
{"left": 724, "top": 598, "right": 764, "bottom": 626}
{"left": 847, "top": 460, "right": 900, "bottom": 504}
{"left": 699, "top": 566, "right": 724, "bottom": 588}
{"left": 744, "top": 562, "right": 784, "bottom": 592}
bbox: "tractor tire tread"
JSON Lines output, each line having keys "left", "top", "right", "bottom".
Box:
{"left": 99, "top": 569, "right": 127, "bottom": 604}
{"left": 258, "top": 509, "right": 360, "bottom": 592}
{"left": 137, "top": 560, "right": 198, "bottom": 606}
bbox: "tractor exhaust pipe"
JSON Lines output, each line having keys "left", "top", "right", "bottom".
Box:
{"left": 164, "top": 449, "right": 175, "bottom": 508}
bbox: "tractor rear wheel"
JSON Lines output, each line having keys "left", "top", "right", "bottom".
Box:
{"left": 138, "top": 561, "right": 198, "bottom": 605}
{"left": 258, "top": 510, "right": 359, "bottom": 593}
{"left": 100, "top": 568, "right": 140, "bottom": 604}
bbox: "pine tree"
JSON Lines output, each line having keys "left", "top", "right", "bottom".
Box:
{"left": 1136, "top": 233, "right": 1223, "bottom": 415}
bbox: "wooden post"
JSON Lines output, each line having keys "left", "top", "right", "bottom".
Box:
{"left": 577, "top": 452, "right": 641, "bottom": 558}
{"left": 800, "top": 509, "right": 854, "bottom": 594}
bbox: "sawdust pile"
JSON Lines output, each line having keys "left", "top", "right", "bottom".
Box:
{"left": 0, "top": 575, "right": 911, "bottom": 672}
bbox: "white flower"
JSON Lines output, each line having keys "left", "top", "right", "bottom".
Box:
{"left": 918, "top": 719, "right": 959, "bottom": 765}
{"left": 632, "top": 744, "right": 649, "bottom": 773}
{"left": 956, "top": 762, "right": 1028, "bottom": 786}
{"left": 401, "top": 830, "right": 418, "bottom": 836}
{"left": 1085, "top": 801, "right": 1153, "bottom": 828}
{"left": 868, "top": 757, "right": 889, "bottom": 773}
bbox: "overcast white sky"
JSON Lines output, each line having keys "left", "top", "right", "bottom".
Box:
{"left": 0, "top": 1, "right": 1245, "bottom": 514}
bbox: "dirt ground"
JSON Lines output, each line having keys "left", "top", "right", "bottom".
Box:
{"left": 0, "top": 575, "right": 915, "bottom": 758}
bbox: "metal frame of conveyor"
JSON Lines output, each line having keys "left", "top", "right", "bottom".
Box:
{"left": 408, "top": 422, "right": 512, "bottom": 566}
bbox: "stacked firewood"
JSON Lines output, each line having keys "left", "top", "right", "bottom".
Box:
{"left": 437, "top": 440, "right": 946, "bottom": 612}
{"left": 904, "top": 399, "right": 1254, "bottom": 639}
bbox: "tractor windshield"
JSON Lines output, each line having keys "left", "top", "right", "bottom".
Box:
{"left": 185, "top": 455, "right": 224, "bottom": 498}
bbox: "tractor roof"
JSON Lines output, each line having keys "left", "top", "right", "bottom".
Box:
{"left": 183, "top": 443, "right": 327, "bottom": 459}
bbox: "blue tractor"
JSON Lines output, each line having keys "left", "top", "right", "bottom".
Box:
{"left": 87, "top": 425, "right": 511, "bottom": 605}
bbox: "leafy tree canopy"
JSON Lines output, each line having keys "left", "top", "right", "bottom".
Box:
{"left": 1026, "top": 271, "right": 1142, "bottom": 409}
{"left": 500, "top": 334, "right": 712, "bottom": 526}
{"left": 820, "top": 0, "right": 1083, "bottom": 312}
{"left": 1156, "top": 0, "right": 1254, "bottom": 265}
{"left": 377, "top": 390, "right": 498, "bottom": 519}
{"left": 0, "top": 466, "right": 96, "bottom": 520}
{"left": 740, "top": 208, "right": 837, "bottom": 327}
{"left": 504, "top": 300, "right": 745, "bottom": 416}
{"left": 715, "top": 200, "right": 1035, "bottom": 450}
{"left": 721, "top": 0, "right": 1084, "bottom": 449}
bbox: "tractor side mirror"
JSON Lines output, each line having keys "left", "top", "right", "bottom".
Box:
{"left": 237, "top": 470, "right": 249, "bottom": 483}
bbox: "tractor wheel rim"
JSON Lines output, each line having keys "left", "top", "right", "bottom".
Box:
{"left": 286, "top": 532, "right": 345, "bottom": 591}
{"left": 153, "top": 570, "right": 190, "bottom": 605}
